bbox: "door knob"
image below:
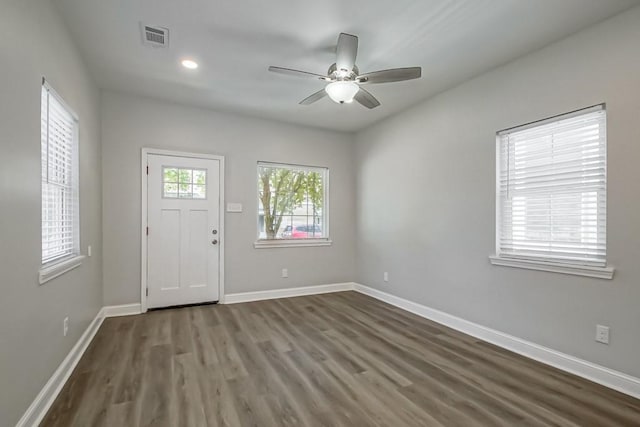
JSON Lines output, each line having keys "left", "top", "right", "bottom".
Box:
{"left": 212, "top": 239, "right": 218, "bottom": 245}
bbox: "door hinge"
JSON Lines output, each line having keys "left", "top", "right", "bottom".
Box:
{"left": 146, "top": 288, "right": 149, "bottom": 297}
{"left": 146, "top": 226, "right": 149, "bottom": 236}
{"left": 146, "top": 165, "right": 149, "bottom": 175}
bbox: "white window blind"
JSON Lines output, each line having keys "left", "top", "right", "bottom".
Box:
{"left": 41, "top": 82, "right": 80, "bottom": 265}
{"left": 497, "top": 105, "right": 606, "bottom": 267}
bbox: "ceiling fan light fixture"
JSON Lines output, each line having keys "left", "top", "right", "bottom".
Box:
{"left": 181, "top": 59, "right": 198, "bottom": 69}
{"left": 325, "top": 81, "right": 359, "bottom": 104}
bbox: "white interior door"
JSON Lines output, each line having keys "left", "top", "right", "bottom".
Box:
{"left": 146, "top": 154, "right": 220, "bottom": 308}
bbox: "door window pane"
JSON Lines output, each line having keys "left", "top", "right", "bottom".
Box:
{"left": 163, "top": 167, "right": 206, "bottom": 199}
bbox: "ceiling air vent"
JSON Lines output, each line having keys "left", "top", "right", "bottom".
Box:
{"left": 141, "top": 24, "right": 169, "bottom": 48}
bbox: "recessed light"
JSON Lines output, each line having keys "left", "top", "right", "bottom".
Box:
{"left": 181, "top": 59, "right": 198, "bottom": 69}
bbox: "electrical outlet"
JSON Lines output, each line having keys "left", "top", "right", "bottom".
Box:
{"left": 383, "top": 272, "right": 389, "bottom": 282}
{"left": 63, "top": 317, "right": 69, "bottom": 337}
{"left": 282, "top": 268, "right": 288, "bottom": 278}
{"left": 596, "top": 325, "right": 610, "bottom": 344}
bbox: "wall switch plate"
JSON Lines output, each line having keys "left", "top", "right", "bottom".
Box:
{"left": 63, "top": 317, "right": 69, "bottom": 337}
{"left": 226, "top": 202, "right": 243, "bottom": 213}
{"left": 282, "top": 268, "right": 288, "bottom": 278}
{"left": 383, "top": 272, "right": 389, "bottom": 282}
{"left": 596, "top": 325, "right": 610, "bottom": 344}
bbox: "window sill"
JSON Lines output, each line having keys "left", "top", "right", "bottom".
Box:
{"left": 489, "top": 256, "right": 614, "bottom": 280}
{"left": 39, "top": 255, "right": 86, "bottom": 284}
{"left": 254, "top": 239, "right": 333, "bottom": 249}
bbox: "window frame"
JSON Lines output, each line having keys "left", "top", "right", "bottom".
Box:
{"left": 490, "top": 104, "right": 614, "bottom": 279}
{"left": 39, "top": 79, "right": 84, "bottom": 284}
{"left": 161, "top": 166, "right": 208, "bottom": 199}
{"left": 254, "top": 161, "right": 332, "bottom": 249}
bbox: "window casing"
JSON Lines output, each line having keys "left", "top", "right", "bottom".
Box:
{"left": 256, "top": 162, "right": 329, "bottom": 245}
{"left": 41, "top": 82, "right": 80, "bottom": 267}
{"left": 495, "top": 105, "right": 607, "bottom": 269}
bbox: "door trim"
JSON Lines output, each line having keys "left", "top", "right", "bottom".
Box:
{"left": 141, "top": 148, "right": 225, "bottom": 312}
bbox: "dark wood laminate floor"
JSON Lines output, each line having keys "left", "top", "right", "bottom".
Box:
{"left": 42, "top": 291, "right": 640, "bottom": 426}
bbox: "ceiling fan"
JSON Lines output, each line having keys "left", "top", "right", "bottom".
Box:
{"left": 268, "top": 33, "right": 422, "bottom": 109}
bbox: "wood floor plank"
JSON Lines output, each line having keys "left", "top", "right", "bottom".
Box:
{"left": 260, "top": 301, "right": 329, "bottom": 364}
{"left": 41, "top": 291, "right": 640, "bottom": 426}
{"left": 171, "top": 308, "right": 194, "bottom": 356}
{"left": 138, "top": 344, "right": 175, "bottom": 427}
{"left": 257, "top": 340, "right": 331, "bottom": 424}
{"left": 195, "top": 362, "right": 242, "bottom": 427}
{"left": 106, "top": 402, "right": 136, "bottom": 427}
{"left": 225, "top": 377, "right": 278, "bottom": 427}
{"left": 353, "top": 369, "right": 445, "bottom": 427}
{"left": 189, "top": 308, "right": 220, "bottom": 367}
{"left": 39, "top": 371, "right": 92, "bottom": 427}
{"left": 274, "top": 298, "right": 367, "bottom": 374}
{"left": 206, "top": 324, "right": 248, "bottom": 381}
{"left": 67, "top": 317, "right": 134, "bottom": 427}
{"left": 251, "top": 304, "right": 293, "bottom": 353}
{"left": 173, "top": 353, "right": 208, "bottom": 427}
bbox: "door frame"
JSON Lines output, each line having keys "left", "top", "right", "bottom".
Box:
{"left": 141, "top": 148, "right": 225, "bottom": 312}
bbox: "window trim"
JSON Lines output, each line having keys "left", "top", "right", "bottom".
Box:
{"left": 491, "top": 104, "right": 613, "bottom": 279}
{"left": 40, "top": 79, "right": 82, "bottom": 283}
{"left": 254, "top": 238, "right": 333, "bottom": 249}
{"left": 39, "top": 254, "right": 86, "bottom": 284}
{"left": 489, "top": 256, "right": 614, "bottom": 279}
{"left": 255, "top": 161, "right": 331, "bottom": 248}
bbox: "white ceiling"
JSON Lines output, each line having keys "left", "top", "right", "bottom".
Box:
{"left": 55, "top": 0, "right": 638, "bottom": 132}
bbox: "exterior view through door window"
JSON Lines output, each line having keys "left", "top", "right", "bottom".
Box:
{"left": 163, "top": 167, "right": 206, "bottom": 199}
{"left": 257, "top": 162, "right": 328, "bottom": 242}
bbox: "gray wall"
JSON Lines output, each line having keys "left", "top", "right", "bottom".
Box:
{"left": 0, "top": 0, "right": 103, "bottom": 425}
{"left": 101, "top": 91, "right": 356, "bottom": 305}
{"left": 355, "top": 6, "right": 640, "bottom": 378}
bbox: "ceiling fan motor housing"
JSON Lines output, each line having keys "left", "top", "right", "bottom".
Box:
{"left": 328, "top": 63, "right": 359, "bottom": 81}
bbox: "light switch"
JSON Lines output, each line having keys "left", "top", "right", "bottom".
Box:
{"left": 226, "top": 202, "right": 243, "bottom": 213}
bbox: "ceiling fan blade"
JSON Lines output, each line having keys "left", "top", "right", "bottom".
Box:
{"left": 354, "top": 87, "right": 380, "bottom": 109}
{"left": 336, "top": 33, "right": 358, "bottom": 73}
{"left": 299, "top": 89, "right": 328, "bottom": 105}
{"left": 268, "top": 66, "right": 329, "bottom": 81}
{"left": 357, "top": 67, "right": 422, "bottom": 84}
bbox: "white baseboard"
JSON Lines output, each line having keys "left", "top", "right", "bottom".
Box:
{"left": 102, "top": 303, "right": 142, "bottom": 317}
{"left": 224, "top": 282, "right": 355, "bottom": 304}
{"left": 16, "top": 308, "right": 105, "bottom": 427}
{"left": 353, "top": 283, "right": 640, "bottom": 400}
